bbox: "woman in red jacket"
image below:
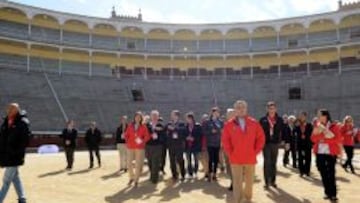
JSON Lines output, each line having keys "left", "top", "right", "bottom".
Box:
{"left": 341, "top": 115, "right": 358, "bottom": 174}
{"left": 125, "top": 111, "right": 151, "bottom": 188}
{"left": 311, "top": 109, "right": 342, "bottom": 202}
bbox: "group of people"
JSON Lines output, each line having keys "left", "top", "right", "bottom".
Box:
{"left": 0, "top": 101, "right": 359, "bottom": 203}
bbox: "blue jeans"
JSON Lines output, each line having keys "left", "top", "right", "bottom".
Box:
{"left": 0, "top": 167, "right": 26, "bottom": 203}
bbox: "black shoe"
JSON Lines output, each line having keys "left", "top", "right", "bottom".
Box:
{"left": 128, "top": 179, "right": 134, "bottom": 186}
{"left": 124, "top": 169, "right": 128, "bottom": 173}
{"left": 18, "top": 198, "right": 26, "bottom": 203}
{"left": 342, "top": 164, "right": 348, "bottom": 172}
{"left": 89, "top": 165, "right": 94, "bottom": 169}
{"left": 98, "top": 162, "right": 101, "bottom": 168}
{"left": 212, "top": 175, "right": 218, "bottom": 182}
{"left": 323, "top": 196, "right": 330, "bottom": 200}
{"left": 228, "top": 184, "right": 233, "bottom": 191}
{"left": 264, "top": 185, "right": 270, "bottom": 190}
{"left": 271, "top": 183, "right": 277, "bottom": 188}
{"left": 330, "top": 196, "right": 338, "bottom": 202}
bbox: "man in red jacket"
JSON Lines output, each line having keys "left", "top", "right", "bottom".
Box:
{"left": 222, "top": 100, "right": 265, "bottom": 203}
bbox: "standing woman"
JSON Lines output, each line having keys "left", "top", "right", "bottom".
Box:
{"left": 341, "top": 115, "right": 357, "bottom": 174}
{"left": 203, "top": 107, "right": 224, "bottom": 181}
{"left": 296, "top": 112, "right": 313, "bottom": 177}
{"left": 115, "top": 116, "right": 128, "bottom": 173}
{"left": 311, "top": 109, "right": 342, "bottom": 201}
{"left": 125, "top": 112, "right": 151, "bottom": 187}
{"left": 184, "top": 112, "right": 203, "bottom": 178}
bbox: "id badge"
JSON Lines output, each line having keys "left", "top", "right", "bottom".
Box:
{"left": 135, "top": 137, "right": 143, "bottom": 144}
{"left": 173, "top": 133, "right": 178, "bottom": 139}
{"left": 152, "top": 133, "right": 158, "bottom": 139}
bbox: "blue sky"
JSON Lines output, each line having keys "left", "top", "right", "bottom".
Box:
{"left": 11, "top": 0, "right": 348, "bottom": 23}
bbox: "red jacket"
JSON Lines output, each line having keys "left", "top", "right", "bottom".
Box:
{"left": 125, "top": 123, "right": 150, "bottom": 149}
{"left": 341, "top": 124, "right": 356, "bottom": 146}
{"left": 311, "top": 122, "right": 342, "bottom": 156}
{"left": 221, "top": 116, "right": 265, "bottom": 165}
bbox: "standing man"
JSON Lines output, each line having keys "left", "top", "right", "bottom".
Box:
{"left": 259, "top": 101, "right": 283, "bottom": 189}
{"left": 0, "top": 103, "right": 30, "bottom": 203}
{"left": 203, "top": 107, "right": 224, "bottom": 182}
{"left": 115, "top": 116, "right": 128, "bottom": 172}
{"left": 166, "top": 110, "right": 186, "bottom": 182}
{"left": 146, "top": 110, "right": 166, "bottom": 184}
{"left": 85, "top": 121, "right": 102, "bottom": 169}
{"left": 296, "top": 112, "right": 313, "bottom": 177}
{"left": 222, "top": 100, "right": 265, "bottom": 203}
{"left": 60, "top": 120, "right": 78, "bottom": 170}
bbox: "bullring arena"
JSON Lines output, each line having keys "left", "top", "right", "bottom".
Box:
{"left": 0, "top": 0, "right": 359, "bottom": 202}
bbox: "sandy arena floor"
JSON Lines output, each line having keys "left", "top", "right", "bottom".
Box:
{"left": 1, "top": 150, "right": 359, "bottom": 203}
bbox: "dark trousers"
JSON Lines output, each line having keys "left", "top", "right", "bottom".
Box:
{"left": 186, "top": 150, "right": 199, "bottom": 176}
{"left": 146, "top": 145, "right": 163, "bottom": 183}
{"left": 316, "top": 154, "right": 337, "bottom": 198}
{"left": 169, "top": 148, "right": 185, "bottom": 179}
{"left": 207, "top": 146, "right": 220, "bottom": 175}
{"left": 64, "top": 147, "right": 75, "bottom": 168}
{"left": 343, "top": 145, "right": 354, "bottom": 172}
{"left": 283, "top": 144, "right": 297, "bottom": 168}
{"left": 263, "top": 143, "right": 279, "bottom": 185}
{"left": 298, "top": 147, "right": 312, "bottom": 175}
{"left": 160, "top": 145, "right": 167, "bottom": 171}
{"left": 88, "top": 146, "right": 101, "bottom": 167}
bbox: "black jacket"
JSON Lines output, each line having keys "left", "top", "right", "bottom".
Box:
{"left": 282, "top": 125, "right": 296, "bottom": 145}
{"left": 85, "top": 128, "right": 102, "bottom": 148}
{"left": 60, "top": 128, "right": 77, "bottom": 148}
{"left": 0, "top": 113, "right": 31, "bottom": 167}
{"left": 295, "top": 122, "right": 313, "bottom": 149}
{"left": 115, "top": 124, "right": 127, "bottom": 144}
{"left": 259, "top": 114, "right": 284, "bottom": 144}
{"left": 165, "top": 121, "right": 186, "bottom": 151}
{"left": 146, "top": 122, "right": 166, "bottom": 146}
{"left": 184, "top": 123, "right": 203, "bottom": 153}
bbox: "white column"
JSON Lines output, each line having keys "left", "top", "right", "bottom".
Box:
{"left": 306, "top": 50, "right": 310, "bottom": 76}
{"left": 60, "top": 26, "right": 63, "bottom": 43}
{"left": 144, "top": 37, "right": 148, "bottom": 51}
{"left": 196, "top": 55, "right": 200, "bottom": 80}
{"left": 277, "top": 53, "right": 281, "bottom": 78}
{"left": 249, "top": 36, "right": 253, "bottom": 52}
{"left": 223, "top": 55, "right": 227, "bottom": 79}
{"left": 26, "top": 44, "right": 30, "bottom": 72}
{"left": 338, "top": 47, "right": 342, "bottom": 74}
{"left": 28, "top": 21, "right": 31, "bottom": 36}
{"left": 144, "top": 55, "right": 148, "bottom": 80}
{"left": 89, "top": 51, "right": 92, "bottom": 77}
{"left": 196, "top": 39, "right": 200, "bottom": 52}
{"left": 89, "top": 31, "right": 92, "bottom": 47}
{"left": 250, "top": 54, "right": 253, "bottom": 79}
{"left": 223, "top": 38, "right": 226, "bottom": 53}
{"left": 59, "top": 48, "right": 63, "bottom": 75}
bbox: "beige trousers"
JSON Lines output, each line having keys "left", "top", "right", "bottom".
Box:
{"left": 116, "top": 143, "right": 127, "bottom": 170}
{"left": 231, "top": 164, "right": 255, "bottom": 203}
{"left": 127, "top": 149, "right": 145, "bottom": 182}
